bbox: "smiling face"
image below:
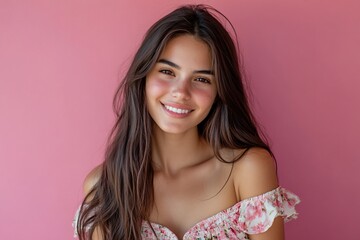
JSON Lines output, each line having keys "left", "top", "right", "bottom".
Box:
{"left": 145, "top": 34, "right": 217, "bottom": 135}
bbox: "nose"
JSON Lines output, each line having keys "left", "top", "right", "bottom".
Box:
{"left": 171, "top": 78, "right": 191, "bottom": 100}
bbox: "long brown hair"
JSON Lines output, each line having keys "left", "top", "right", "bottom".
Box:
{"left": 77, "top": 4, "right": 272, "bottom": 239}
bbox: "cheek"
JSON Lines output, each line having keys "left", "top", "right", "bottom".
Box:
{"left": 146, "top": 77, "right": 169, "bottom": 98}
{"left": 193, "top": 88, "right": 217, "bottom": 107}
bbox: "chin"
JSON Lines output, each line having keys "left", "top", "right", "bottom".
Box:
{"left": 156, "top": 124, "right": 197, "bottom": 135}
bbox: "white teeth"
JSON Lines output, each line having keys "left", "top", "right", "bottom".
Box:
{"left": 164, "top": 105, "right": 191, "bottom": 114}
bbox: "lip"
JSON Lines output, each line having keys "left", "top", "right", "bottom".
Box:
{"left": 161, "top": 102, "right": 194, "bottom": 117}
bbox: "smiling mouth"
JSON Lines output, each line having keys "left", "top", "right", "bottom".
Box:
{"left": 163, "top": 104, "right": 192, "bottom": 114}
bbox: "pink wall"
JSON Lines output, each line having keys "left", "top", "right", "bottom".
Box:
{"left": 1, "top": 1, "right": 359, "bottom": 239}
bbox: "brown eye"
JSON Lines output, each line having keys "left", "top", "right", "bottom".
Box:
{"left": 195, "top": 77, "right": 211, "bottom": 84}
{"left": 160, "top": 69, "right": 175, "bottom": 76}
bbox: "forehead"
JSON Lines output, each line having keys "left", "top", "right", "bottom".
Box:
{"left": 159, "top": 34, "right": 212, "bottom": 69}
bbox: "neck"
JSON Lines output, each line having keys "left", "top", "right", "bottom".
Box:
{"left": 151, "top": 126, "right": 213, "bottom": 176}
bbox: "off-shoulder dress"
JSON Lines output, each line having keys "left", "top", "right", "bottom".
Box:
{"left": 74, "top": 187, "right": 300, "bottom": 239}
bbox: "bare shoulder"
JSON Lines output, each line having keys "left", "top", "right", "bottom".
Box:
{"left": 83, "top": 164, "right": 103, "bottom": 196}
{"left": 232, "top": 147, "right": 278, "bottom": 201}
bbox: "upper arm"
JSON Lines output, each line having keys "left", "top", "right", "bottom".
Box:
{"left": 233, "top": 147, "right": 278, "bottom": 200}
{"left": 233, "top": 148, "right": 283, "bottom": 240}
{"left": 83, "top": 164, "right": 102, "bottom": 201}
{"left": 92, "top": 227, "right": 104, "bottom": 240}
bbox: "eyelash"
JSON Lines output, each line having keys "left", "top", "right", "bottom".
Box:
{"left": 195, "top": 77, "right": 211, "bottom": 84}
{"left": 159, "top": 69, "right": 211, "bottom": 84}
{"left": 159, "top": 69, "right": 174, "bottom": 76}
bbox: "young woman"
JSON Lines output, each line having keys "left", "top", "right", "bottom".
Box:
{"left": 74, "top": 4, "right": 300, "bottom": 240}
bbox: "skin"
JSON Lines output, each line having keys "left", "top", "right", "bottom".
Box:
{"left": 84, "top": 35, "right": 284, "bottom": 239}
{"left": 145, "top": 34, "right": 217, "bottom": 137}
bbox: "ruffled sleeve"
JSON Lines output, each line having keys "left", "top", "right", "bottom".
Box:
{"left": 72, "top": 204, "right": 93, "bottom": 238}
{"left": 237, "top": 187, "right": 300, "bottom": 234}
{"left": 72, "top": 206, "right": 81, "bottom": 238}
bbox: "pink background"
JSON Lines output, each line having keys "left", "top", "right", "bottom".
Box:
{"left": 1, "top": 0, "right": 359, "bottom": 239}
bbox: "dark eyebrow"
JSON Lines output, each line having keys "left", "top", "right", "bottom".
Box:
{"left": 157, "top": 58, "right": 214, "bottom": 75}
{"left": 195, "top": 70, "right": 214, "bottom": 75}
{"left": 158, "top": 59, "right": 180, "bottom": 69}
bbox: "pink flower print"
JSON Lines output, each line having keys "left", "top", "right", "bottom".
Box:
{"left": 245, "top": 203, "right": 264, "bottom": 222}
{"left": 251, "top": 222, "right": 266, "bottom": 233}
{"left": 159, "top": 226, "right": 169, "bottom": 236}
{"left": 238, "top": 221, "right": 247, "bottom": 231}
{"left": 136, "top": 187, "right": 299, "bottom": 239}
{"left": 254, "top": 204, "right": 264, "bottom": 217}
{"left": 273, "top": 197, "right": 281, "bottom": 208}
{"left": 218, "top": 229, "right": 227, "bottom": 239}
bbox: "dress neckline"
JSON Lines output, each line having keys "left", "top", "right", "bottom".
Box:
{"left": 146, "top": 200, "right": 239, "bottom": 239}
{"left": 144, "top": 187, "right": 281, "bottom": 239}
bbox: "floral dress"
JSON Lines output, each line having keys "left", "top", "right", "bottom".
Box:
{"left": 74, "top": 187, "right": 300, "bottom": 239}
